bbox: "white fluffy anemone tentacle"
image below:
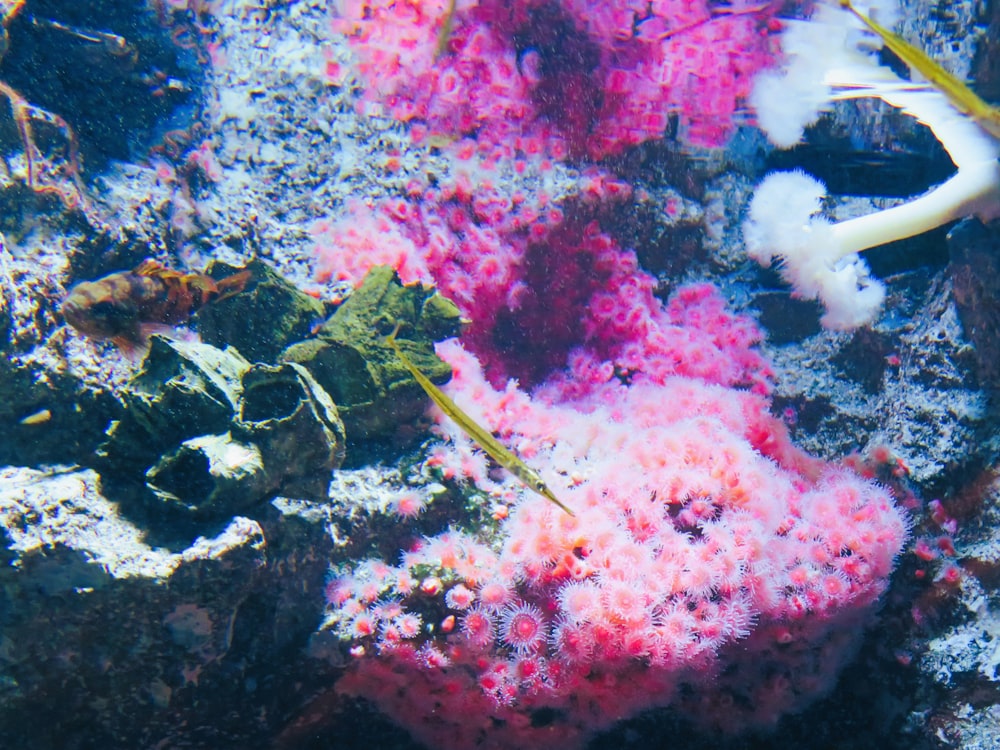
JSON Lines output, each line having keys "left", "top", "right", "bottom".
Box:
{"left": 744, "top": 0, "right": 1000, "bottom": 329}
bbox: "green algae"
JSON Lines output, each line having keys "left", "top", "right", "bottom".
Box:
{"left": 197, "top": 258, "right": 330, "bottom": 363}
{"left": 283, "top": 266, "right": 463, "bottom": 443}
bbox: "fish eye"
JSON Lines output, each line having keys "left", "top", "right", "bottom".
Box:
{"left": 89, "top": 300, "right": 133, "bottom": 329}
{"left": 534, "top": 479, "right": 548, "bottom": 491}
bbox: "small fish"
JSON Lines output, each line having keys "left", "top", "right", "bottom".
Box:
{"left": 61, "top": 259, "right": 251, "bottom": 347}
{"left": 386, "top": 323, "right": 574, "bottom": 516}
{"left": 839, "top": 0, "right": 1000, "bottom": 139}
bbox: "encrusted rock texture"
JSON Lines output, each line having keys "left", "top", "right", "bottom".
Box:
{"left": 0, "top": 0, "right": 998, "bottom": 749}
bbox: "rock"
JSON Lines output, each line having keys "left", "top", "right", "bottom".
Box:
{"left": 948, "top": 218, "right": 1000, "bottom": 392}
{"left": 283, "top": 266, "right": 463, "bottom": 443}
{"left": 196, "top": 258, "right": 330, "bottom": 363}
{"left": 99, "top": 337, "right": 346, "bottom": 521}
{"left": 0, "top": 465, "right": 340, "bottom": 749}
{"left": 97, "top": 336, "right": 251, "bottom": 470}
{"left": 146, "top": 432, "right": 270, "bottom": 515}
{"left": 231, "top": 361, "right": 346, "bottom": 501}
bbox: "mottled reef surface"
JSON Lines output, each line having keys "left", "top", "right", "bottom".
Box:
{"left": 0, "top": 1, "right": 998, "bottom": 749}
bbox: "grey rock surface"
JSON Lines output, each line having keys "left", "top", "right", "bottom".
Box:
{"left": 0, "top": 0, "right": 996, "bottom": 748}
{"left": 0, "top": 465, "right": 339, "bottom": 749}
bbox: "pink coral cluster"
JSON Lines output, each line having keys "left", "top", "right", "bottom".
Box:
{"left": 326, "top": 337, "right": 908, "bottom": 749}
{"left": 314, "top": 49, "right": 904, "bottom": 747}
{"left": 331, "top": 0, "right": 779, "bottom": 155}
{"left": 313, "top": 194, "right": 773, "bottom": 395}
{"left": 315, "top": 2, "right": 908, "bottom": 746}
{"left": 315, "top": 196, "right": 907, "bottom": 745}
{"left": 314, "top": 201, "right": 907, "bottom": 744}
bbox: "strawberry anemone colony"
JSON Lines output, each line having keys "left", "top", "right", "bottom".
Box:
{"left": 318, "top": 214, "right": 907, "bottom": 749}
{"left": 318, "top": 1, "right": 907, "bottom": 748}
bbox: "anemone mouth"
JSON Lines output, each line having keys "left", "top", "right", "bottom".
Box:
{"left": 498, "top": 600, "right": 547, "bottom": 654}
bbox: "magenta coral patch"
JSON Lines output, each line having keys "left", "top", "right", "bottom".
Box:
{"left": 332, "top": 0, "right": 779, "bottom": 157}
{"left": 325, "top": 341, "right": 908, "bottom": 748}
{"left": 316, "top": 4, "right": 908, "bottom": 748}
{"left": 312, "top": 152, "right": 906, "bottom": 750}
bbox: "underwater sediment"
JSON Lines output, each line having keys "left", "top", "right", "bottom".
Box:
{"left": 0, "top": 2, "right": 998, "bottom": 750}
